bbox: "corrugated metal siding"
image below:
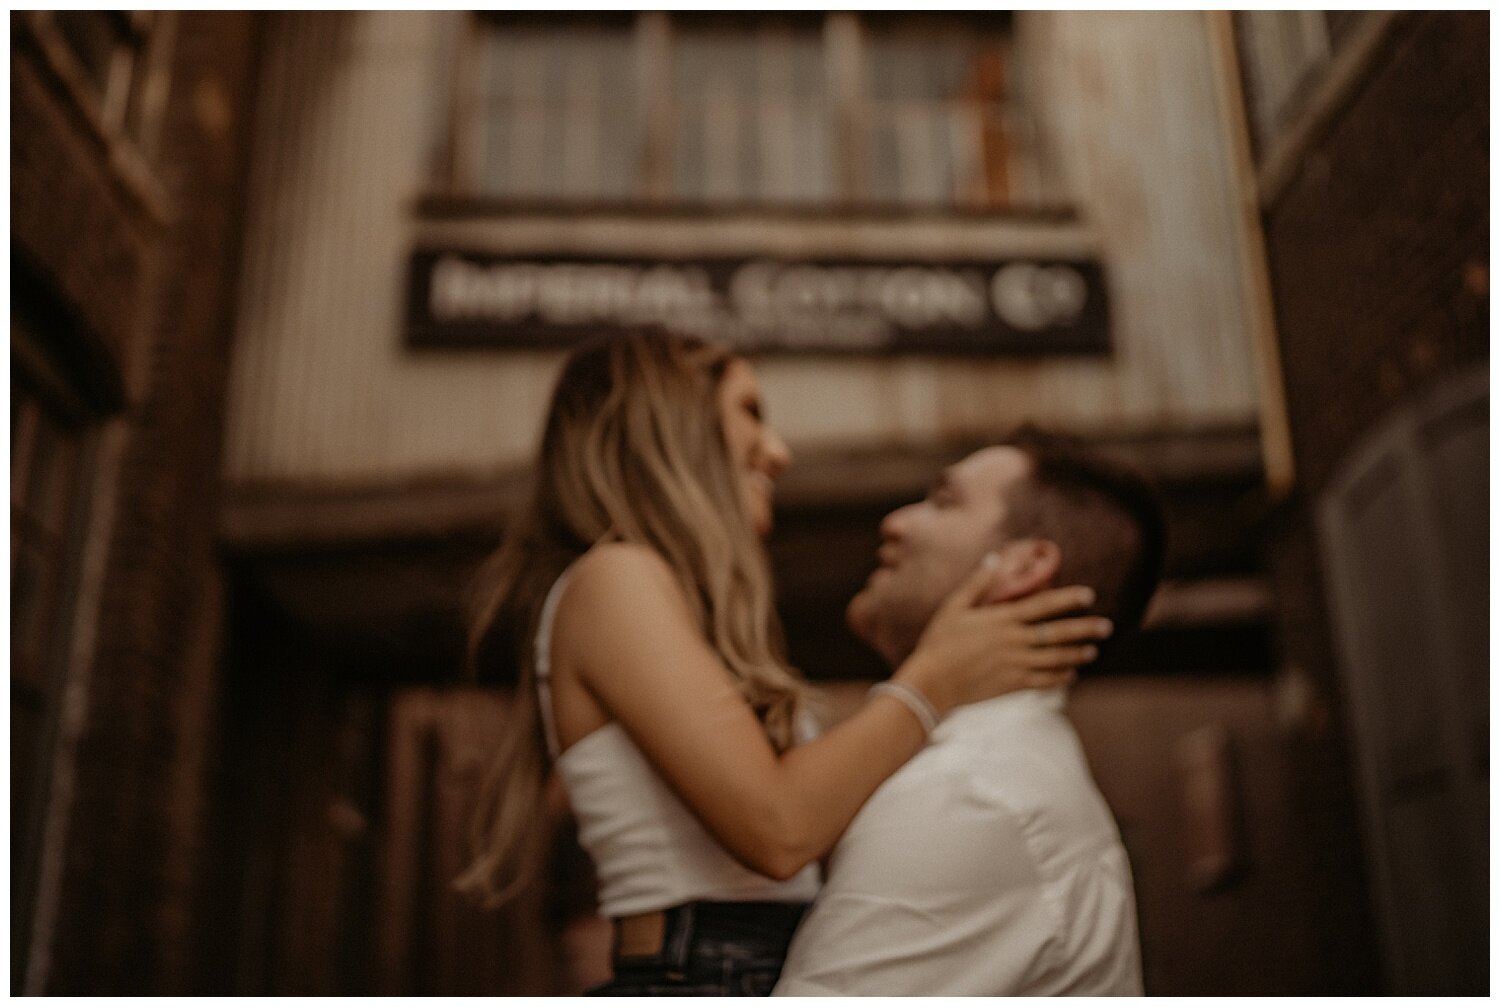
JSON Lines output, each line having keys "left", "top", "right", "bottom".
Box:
{"left": 1030, "top": 11, "right": 1259, "bottom": 423}
{"left": 225, "top": 12, "right": 560, "bottom": 485}
{"left": 224, "top": 11, "right": 1257, "bottom": 486}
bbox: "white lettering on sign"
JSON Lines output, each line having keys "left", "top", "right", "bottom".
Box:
{"left": 421, "top": 253, "right": 1101, "bottom": 353}
{"left": 431, "top": 257, "right": 716, "bottom": 327}
{"left": 728, "top": 261, "right": 987, "bottom": 329}
{"left": 990, "top": 263, "right": 1088, "bottom": 331}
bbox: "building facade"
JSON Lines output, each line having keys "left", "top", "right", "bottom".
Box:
{"left": 10, "top": 10, "right": 1486, "bottom": 994}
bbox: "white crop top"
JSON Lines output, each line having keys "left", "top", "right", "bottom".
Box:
{"left": 535, "top": 565, "right": 821, "bottom": 918}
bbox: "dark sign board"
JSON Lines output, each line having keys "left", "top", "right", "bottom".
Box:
{"left": 405, "top": 249, "right": 1110, "bottom": 356}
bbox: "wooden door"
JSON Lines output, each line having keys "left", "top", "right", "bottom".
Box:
{"left": 217, "top": 676, "right": 606, "bottom": 994}
{"left": 1317, "top": 367, "right": 1487, "bottom": 993}
{"left": 375, "top": 687, "right": 609, "bottom": 995}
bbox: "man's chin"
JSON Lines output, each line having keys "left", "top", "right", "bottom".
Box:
{"left": 845, "top": 589, "right": 876, "bottom": 644}
{"left": 846, "top": 590, "right": 906, "bottom": 667}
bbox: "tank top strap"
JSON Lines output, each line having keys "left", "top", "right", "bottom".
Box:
{"left": 533, "top": 562, "right": 577, "bottom": 762}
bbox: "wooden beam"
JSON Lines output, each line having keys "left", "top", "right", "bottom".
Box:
{"left": 1255, "top": 12, "right": 1404, "bottom": 211}
{"left": 1205, "top": 11, "right": 1297, "bottom": 499}
{"left": 1143, "top": 577, "right": 1272, "bottom": 630}
{"left": 221, "top": 425, "right": 1263, "bottom": 549}
{"left": 220, "top": 476, "right": 527, "bottom": 551}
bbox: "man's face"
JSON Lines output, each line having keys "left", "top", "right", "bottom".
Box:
{"left": 847, "top": 446, "right": 1033, "bottom": 665}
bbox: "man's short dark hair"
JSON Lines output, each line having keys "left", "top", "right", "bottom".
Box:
{"left": 998, "top": 428, "right": 1166, "bottom": 642}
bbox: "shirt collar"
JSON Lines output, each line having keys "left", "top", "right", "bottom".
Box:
{"left": 935, "top": 685, "right": 1069, "bottom": 740}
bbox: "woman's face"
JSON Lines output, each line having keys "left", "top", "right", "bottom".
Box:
{"left": 717, "top": 358, "right": 791, "bottom": 538}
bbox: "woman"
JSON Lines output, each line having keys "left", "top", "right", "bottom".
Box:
{"left": 457, "top": 330, "right": 1108, "bottom": 995}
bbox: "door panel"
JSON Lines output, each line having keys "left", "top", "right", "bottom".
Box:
{"left": 1317, "top": 368, "right": 1487, "bottom": 994}
{"left": 376, "top": 688, "right": 573, "bottom": 995}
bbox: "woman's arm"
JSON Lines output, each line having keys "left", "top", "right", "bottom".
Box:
{"left": 552, "top": 542, "right": 1101, "bottom": 880}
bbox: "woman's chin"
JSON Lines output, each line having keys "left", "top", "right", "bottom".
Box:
{"left": 745, "top": 494, "right": 774, "bottom": 538}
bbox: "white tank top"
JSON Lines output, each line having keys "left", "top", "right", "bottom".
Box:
{"left": 535, "top": 565, "right": 821, "bottom": 918}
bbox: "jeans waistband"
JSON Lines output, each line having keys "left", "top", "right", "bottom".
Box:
{"left": 612, "top": 900, "right": 809, "bottom": 971}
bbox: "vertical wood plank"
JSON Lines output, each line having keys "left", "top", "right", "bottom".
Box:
{"left": 1205, "top": 11, "right": 1296, "bottom": 496}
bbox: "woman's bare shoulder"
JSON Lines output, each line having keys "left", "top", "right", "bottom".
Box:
{"left": 559, "top": 542, "right": 692, "bottom": 626}
{"left": 552, "top": 542, "right": 712, "bottom": 697}
{"left": 571, "top": 541, "right": 675, "bottom": 586}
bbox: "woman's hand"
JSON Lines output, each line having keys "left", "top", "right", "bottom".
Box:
{"left": 892, "top": 557, "right": 1112, "bottom": 716}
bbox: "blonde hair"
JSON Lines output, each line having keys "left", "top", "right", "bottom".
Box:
{"left": 455, "top": 329, "right": 809, "bottom": 906}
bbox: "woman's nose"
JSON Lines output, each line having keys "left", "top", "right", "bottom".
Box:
{"left": 761, "top": 428, "right": 792, "bottom": 476}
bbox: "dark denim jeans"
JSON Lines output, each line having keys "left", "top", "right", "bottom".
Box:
{"left": 587, "top": 901, "right": 810, "bottom": 996}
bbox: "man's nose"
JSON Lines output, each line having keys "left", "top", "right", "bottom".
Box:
{"left": 879, "top": 504, "right": 913, "bottom": 539}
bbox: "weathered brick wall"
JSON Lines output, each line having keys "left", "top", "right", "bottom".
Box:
{"left": 22, "top": 14, "right": 264, "bottom": 994}
{"left": 9, "top": 40, "right": 151, "bottom": 377}
{"left": 1259, "top": 8, "right": 1487, "bottom": 734}
{"left": 1265, "top": 11, "right": 1488, "bottom": 498}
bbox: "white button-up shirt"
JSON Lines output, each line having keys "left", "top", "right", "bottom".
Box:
{"left": 775, "top": 688, "right": 1143, "bottom": 996}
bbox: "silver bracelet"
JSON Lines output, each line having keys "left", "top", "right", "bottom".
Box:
{"left": 869, "top": 681, "right": 941, "bottom": 738}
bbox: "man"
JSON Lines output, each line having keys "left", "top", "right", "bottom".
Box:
{"left": 774, "top": 432, "right": 1165, "bottom": 996}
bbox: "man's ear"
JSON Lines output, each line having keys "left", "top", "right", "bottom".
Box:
{"left": 981, "top": 539, "right": 1062, "bottom": 604}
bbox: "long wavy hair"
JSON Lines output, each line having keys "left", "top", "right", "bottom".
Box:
{"left": 455, "top": 329, "right": 808, "bottom": 907}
